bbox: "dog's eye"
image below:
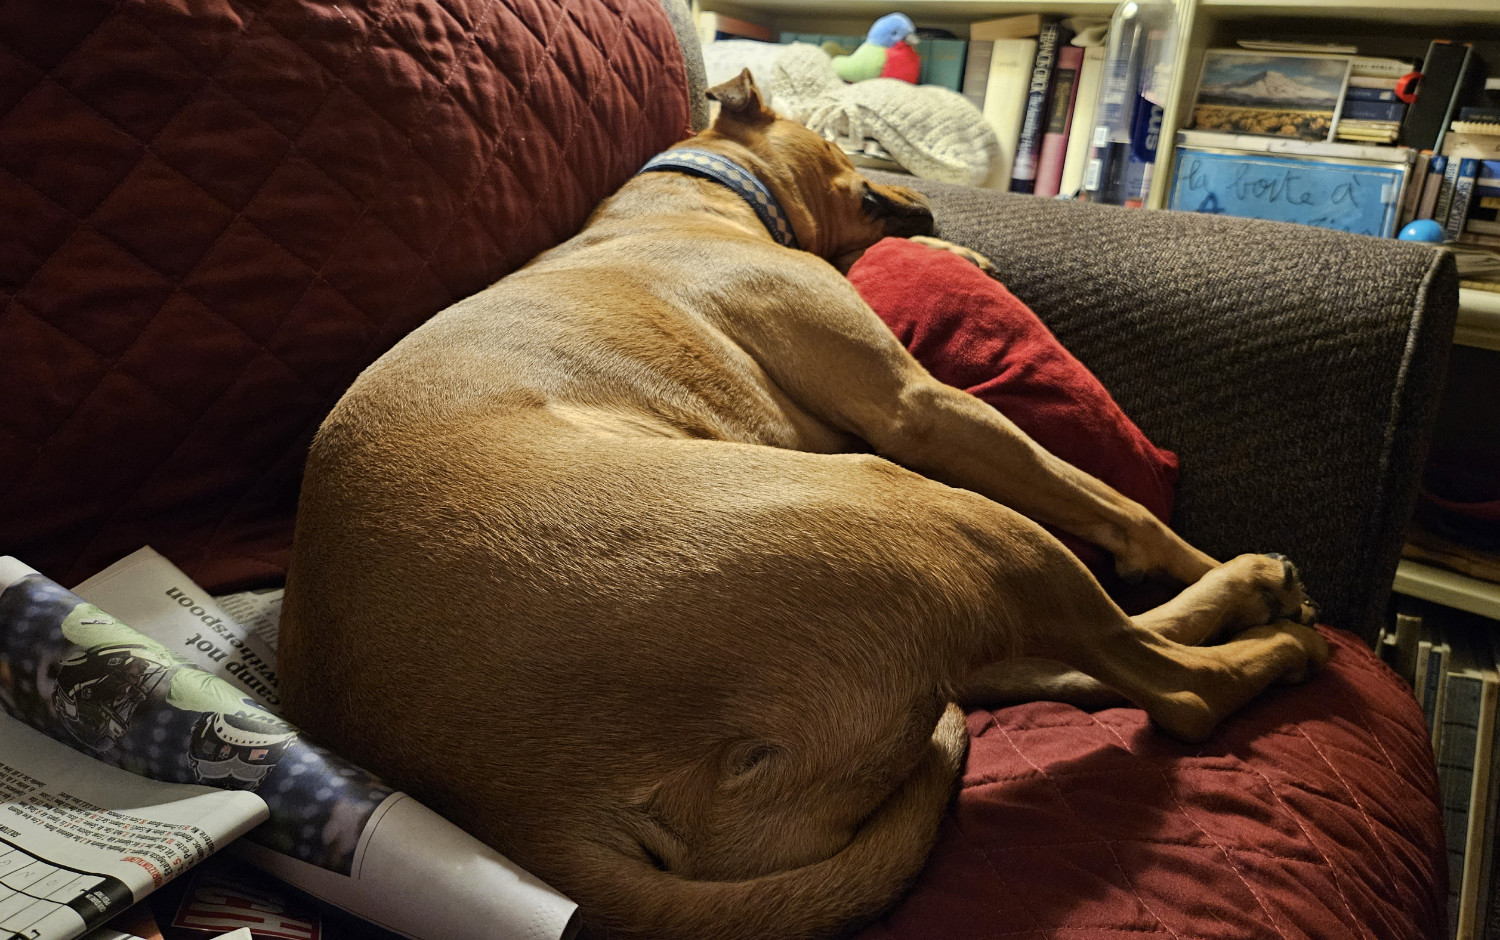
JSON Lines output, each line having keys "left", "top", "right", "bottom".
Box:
{"left": 861, "top": 187, "right": 884, "bottom": 217}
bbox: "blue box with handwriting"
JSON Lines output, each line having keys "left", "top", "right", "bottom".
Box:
{"left": 1168, "top": 133, "right": 1415, "bottom": 238}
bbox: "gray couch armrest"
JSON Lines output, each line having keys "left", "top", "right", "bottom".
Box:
{"left": 878, "top": 173, "right": 1459, "bottom": 640}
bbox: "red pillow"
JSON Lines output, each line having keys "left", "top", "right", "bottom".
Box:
{"left": 846, "top": 237, "right": 1179, "bottom": 578}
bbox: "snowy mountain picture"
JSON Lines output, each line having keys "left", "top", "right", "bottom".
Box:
{"left": 1190, "top": 50, "right": 1350, "bottom": 140}
{"left": 1195, "top": 51, "right": 1350, "bottom": 108}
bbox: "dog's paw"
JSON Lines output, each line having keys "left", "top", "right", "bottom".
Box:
{"left": 908, "top": 236, "right": 994, "bottom": 273}
{"left": 1261, "top": 553, "right": 1320, "bottom": 626}
{"left": 1237, "top": 619, "right": 1330, "bottom": 685}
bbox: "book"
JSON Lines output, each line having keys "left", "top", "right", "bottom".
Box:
{"left": 1480, "top": 160, "right": 1500, "bottom": 195}
{"left": 1173, "top": 129, "right": 1414, "bottom": 164}
{"left": 980, "top": 38, "right": 1039, "bottom": 189}
{"left": 1445, "top": 131, "right": 1500, "bottom": 161}
{"left": 1010, "top": 21, "right": 1069, "bottom": 194}
{"left": 969, "top": 12, "right": 1044, "bottom": 42}
{"left": 696, "top": 11, "right": 771, "bottom": 44}
{"left": 1423, "top": 626, "right": 1451, "bottom": 746}
{"left": 1435, "top": 152, "right": 1465, "bottom": 226}
{"left": 1034, "top": 45, "right": 1084, "bottom": 197}
{"left": 1446, "top": 158, "right": 1481, "bottom": 240}
{"left": 1345, "top": 85, "right": 1401, "bottom": 103}
{"left": 1350, "top": 55, "right": 1421, "bottom": 80}
{"left": 962, "top": 39, "right": 994, "bottom": 111}
{"left": 1, "top": 552, "right": 580, "bottom": 940}
{"left": 1338, "top": 98, "right": 1407, "bottom": 122}
{"left": 917, "top": 37, "right": 968, "bottom": 92}
{"left": 1336, "top": 120, "right": 1401, "bottom": 144}
{"left": 1060, "top": 45, "right": 1108, "bottom": 198}
{"left": 1462, "top": 648, "right": 1500, "bottom": 940}
{"left": 1418, "top": 155, "right": 1449, "bottom": 220}
{"left": 1477, "top": 630, "right": 1500, "bottom": 939}
{"left": 1401, "top": 40, "right": 1476, "bottom": 152}
{"left": 1237, "top": 39, "right": 1358, "bottom": 55}
{"left": 1434, "top": 624, "right": 1496, "bottom": 936}
{"left": 1399, "top": 151, "right": 1434, "bottom": 229}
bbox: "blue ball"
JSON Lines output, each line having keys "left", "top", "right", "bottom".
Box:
{"left": 1398, "top": 219, "right": 1446, "bottom": 243}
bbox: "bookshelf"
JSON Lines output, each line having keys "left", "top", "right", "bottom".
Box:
{"left": 1396, "top": 559, "right": 1500, "bottom": 623}
{"left": 700, "top": 0, "right": 1500, "bottom": 206}
{"left": 1458, "top": 287, "right": 1500, "bottom": 352}
{"left": 703, "top": 0, "right": 1500, "bottom": 627}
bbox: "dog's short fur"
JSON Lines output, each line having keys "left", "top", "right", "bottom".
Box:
{"left": 280, "top": 73, "right": 1328, "bottom": 939}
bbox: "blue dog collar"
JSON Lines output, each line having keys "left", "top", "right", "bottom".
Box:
{"left": 637, "top": 148, "right": 799, "bottom": 249}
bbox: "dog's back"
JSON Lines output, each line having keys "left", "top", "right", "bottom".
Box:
{"left": 280, "top": 82, "right": 971, "bottom": 938}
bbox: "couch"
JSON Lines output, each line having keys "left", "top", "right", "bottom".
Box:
{"left": 0, "top": 0, "right": 1456, "bottom": 937}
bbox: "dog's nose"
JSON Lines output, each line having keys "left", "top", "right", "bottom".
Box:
{"left": 883, "top": 199, "right": 934, "bottom": 238}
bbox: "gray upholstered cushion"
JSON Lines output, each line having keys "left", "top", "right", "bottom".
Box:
{"left": 877, "top": 173, "right": 1458, "bottom": 640}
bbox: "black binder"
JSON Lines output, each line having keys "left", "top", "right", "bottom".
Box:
{"left": 1400, "top": 40, "right": 1477, "bottom": 152}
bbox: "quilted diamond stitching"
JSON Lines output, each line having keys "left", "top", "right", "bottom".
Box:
{"left": 0, "top": 0, "right": 688, "bottom": 585}
{"left": 991, "top": 722, "right": 1183, "bottom": 938}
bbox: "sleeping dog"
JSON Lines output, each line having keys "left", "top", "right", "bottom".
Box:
{"left": 279, "top": 71, "right": 1326, "bottom": 939}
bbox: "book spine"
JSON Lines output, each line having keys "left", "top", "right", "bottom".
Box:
{"left": 1399, "top": 152, "right": 1433, "bottom": 229}
{"left": 922, "top": 38, "right": 968, "bottom": 93}
{"left": 1435, "top": 153, "right": 1465, "bottom": 226}
{"left": 982, "top": 38, "right": 1040, "bottom": 189}
{"left": 1459, "top": 673, "right": 1498, "bottom": 938}
{"left": 1426, "top": 642, "right": 1448, "bottom": 740}
{"left": 1439, "top": 672, "right": 1483, "bottom": 929}
{"left": 1034, "top": 46, "right": 1084, "bottom": 198}
{"left": 1446, "top": 158, "right": 1481, "bottom": 239}
{"left": 1010, "top": 22, "right": 1065, "bottom": 194}
{"left": 1344, "top": 86, "right": 1400, "bottom": 102}
{"left": 1060, "top": 46, "right": 1107, "bottom": 198}
{"left": 1419, "top": 155, "right": 1449, "bottom": 220}
{"left": 962, "top": 40, "right": 995, "bottom": 111}
{"left": 1339, "top": 99, "right": 1407, "bottom": 122}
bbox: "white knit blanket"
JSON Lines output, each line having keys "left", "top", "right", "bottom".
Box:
{"left": 702, "top": 41, "right": 1000, "bottom": 187}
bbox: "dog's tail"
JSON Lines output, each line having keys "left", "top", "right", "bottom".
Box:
{"left": 566, "top": 705, "right": 967, "bottom": 940}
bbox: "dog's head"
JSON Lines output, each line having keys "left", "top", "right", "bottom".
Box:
{"left": 700, "top": 70, "right": 934, "bottom": 267}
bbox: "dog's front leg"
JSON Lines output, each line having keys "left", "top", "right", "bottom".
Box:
{"left": 711, "top": 257, "right": 1216, "bottom": 584}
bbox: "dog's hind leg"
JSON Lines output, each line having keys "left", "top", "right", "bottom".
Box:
{"left": 566, "top": 704, "right": 969, "bottom": 940}
{"left": 960, "top": 552, "right": 1323, "bottom": 709}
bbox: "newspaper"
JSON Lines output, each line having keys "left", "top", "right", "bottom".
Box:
{"left": 0, "top": 716, "right": 266, "bottom": 940}
{"left": 56, "top": 549, "right": 578, "bottom": 940}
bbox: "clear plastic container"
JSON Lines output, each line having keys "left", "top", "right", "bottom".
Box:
{"left": 1081, "top": 0, "right": 1180, "bottom": 206}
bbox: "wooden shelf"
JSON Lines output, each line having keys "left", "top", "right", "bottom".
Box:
{"left": 1394, "top": 559, "right": 1500, "bottom": 622}
{"left": 1457, "top": 289, "right": 1500, "bottom": 353}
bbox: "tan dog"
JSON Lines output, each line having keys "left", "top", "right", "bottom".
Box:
{"left": 279, "top": 72, "right": 1328, "bottom": 940}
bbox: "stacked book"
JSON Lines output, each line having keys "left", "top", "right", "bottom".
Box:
{"left": 956, "top": 13, "right": 1110, "bottom": 198}
{"left": 1382, "top": 607, "right": 1500, "bottom": 939}
{"left": 1335, "top": 56, "right": 1413, "bottom": 144}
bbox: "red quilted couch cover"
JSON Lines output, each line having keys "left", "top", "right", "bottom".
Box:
{"left": 864, "top": 628, "right": 1446, "bottom": 940}
{"left": 0, "top": 0, "right": 691, "bottom": 591}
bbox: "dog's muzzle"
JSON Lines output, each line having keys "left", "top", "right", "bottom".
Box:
{"left": 865, "top": 188, "right": 935, "bottom": 238}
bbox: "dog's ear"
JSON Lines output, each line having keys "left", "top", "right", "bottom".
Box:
{"left": 706, "top": 69, "right": 774, "bottom": 126}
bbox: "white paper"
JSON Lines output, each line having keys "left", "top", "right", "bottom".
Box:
{"left": 212, "top": 588, "right": 283, "bottom": 651}
{"left": 56, "top": 550, "right": 580, "bottom": 940}
{"left": 74, "top": 549, "right": 280, "bottom": 712}
{"left": 0, "top": 717, "right": 267, "bottom": 940}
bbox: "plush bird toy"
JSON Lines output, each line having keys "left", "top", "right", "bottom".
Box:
{"left": 832, "top": 13, "right": 920, "bottom": 84}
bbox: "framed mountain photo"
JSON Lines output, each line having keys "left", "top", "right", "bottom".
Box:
{"left": 1190, "top": 50, "right": 1351, "bottom": 141}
